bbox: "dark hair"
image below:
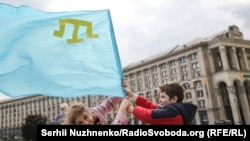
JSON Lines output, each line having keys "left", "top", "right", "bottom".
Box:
{"left": 157, "top": 82, "right": 185, "bottom": 102}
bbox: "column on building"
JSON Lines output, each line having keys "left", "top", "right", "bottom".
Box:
{"left": 11, "top": 104, "right": 14, "bottom": 128}
{"left": 227, "top": 86, "right": 241, "bottom": 124}
{"left": 134, "top": 71, "right": 139, "bottom": 93}
{"left": 1, "top": 108, "right": 3, "bottom": 127}
{"left": 187, "top": 54, "right": 194, "bottom": 81}
{"left": 157, "top": 64, "right": 163, "bottom": 86}
{"left": 128, "top": 73, "right": 135, "bottom": 92}
{"left": 55, "top": 98, "right": 60, "bottom": 116}
{"left": 238, "top": 86, "right": 250, "bottom": 124}
{"left": 141, "top": 68, "right": 146, "bottom": 93}
{"left": 29, "top": 101, "right": 32, "bottom": 114}
{"left": 240, "top": 48, "right": 250, "bottom": 71}
{"left": 219, "top": 45, "right": 229, "bottom": 70}
{"left": 42, "top": 98, "right": 46, "bottom": 117}
{"left": 53, "top": 98, "right": 58, "bottom": 121}
{"left": 35, "top": 99, "right": 38, "bottom": 115}
{"left": 231, "top": 47, "right": 240, "bottom": 70}
{"left": 32, "top": 101, "right": 35, "bottom": 114}
{"left": 6, "top": 107, "right": 9, "bottom": 127}
{"left": 208, "top": 49, "right": 215, "bottom": 73}
{"left": 176, "top": 58, "right": 181, "bottom": 82}
{"left": 17, "top": 104, "right": 20, "bottom": 129}
{"left": 29, "top": 101, "right": 32, "bottom": 115}
{"left": 40, "top": 98, "right": 43, "bottom": 115}
{"left": 5, "top": 108, "right": 8, "bottom": 127}
{"left": 26, "top": 102, "right": 28, "bottom": 115}
{"left": 214, "top": 87, "right": 223, "bottom": 120}
{"left": 4, "top": 107, "right": 7, "bottom": 128}
{"left": 22, "top": 103, "right": 26, "bottom": 124}
{"left": 48, "top": 98, "right": 52, "bottom": 122}
{"left": 149, "top": 67, "right": 154, "bottom": 90}
{"left": 5, "top": 107, "right": 7, "bottom": 128}
{"left": 0, "top": 106, "right": 2, "bottom": 128}
{"left": 152, "top": 65, "right": 161, "bottom": 103}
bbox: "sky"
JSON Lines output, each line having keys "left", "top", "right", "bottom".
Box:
{"left": 0, "top": 0, "right": 250, "bottom": 100}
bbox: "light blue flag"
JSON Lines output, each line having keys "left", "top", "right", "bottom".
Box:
{"left": 0, "top": 3, "right": 125, "bottom": 98}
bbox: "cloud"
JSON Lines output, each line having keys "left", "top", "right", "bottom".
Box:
{"left": 0, "top": 92, "right": 9, "bottom": 100}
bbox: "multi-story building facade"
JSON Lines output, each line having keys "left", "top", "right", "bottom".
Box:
{"left": 0, "top": 25, "right": 250, "bottom": 139}
{"left": 123, "top": 25, "right": 250, "bottom": 125}
{"left": 0, "top": 95, "right": 117, "bottom": 140}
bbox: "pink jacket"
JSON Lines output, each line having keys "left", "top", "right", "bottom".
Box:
{"left": 90, "top": 96, "right": 129, "bottom": 125}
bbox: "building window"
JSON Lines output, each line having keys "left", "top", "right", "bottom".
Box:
{"left": 173, "top": 76, "right": 178, "bottom": 82}
{"left": 182, "top": 74, "right": 189, "bottom": 81}
{"left": 171, "top": 68, "right": 177, "bottom": 74}
{"left": 138, "top": 85, "right": 143, "bottom": 91}
{"left": 193, "top": 71, "right": 200, "bottom": 78}
{"left": 162, "top": 79, "right": 168, "bottom": 84}
{"left": 170, "top": 60, "right": 176, "bottom": 66}
{"left": 144, "top": 68, "right": 149, "bottom": 74}
{"left": 154, "top": 80, "right": 159, "bottom": 87}
{"left": 192, "top": 62, "right": 199, "bottom": 69}
{"left": 146, "top": 92, "right": 152, "bottom": 101}
{"left": 130, "top": 80, "right": 135, "bottom": 86}
{"left": 131, "top": 87, "right": 135, "bottom": 92}
{"left": 136, "top": 71, "right": 142, "bottom": 76}
{"left": 145, "top": 75, "right": 150, "bottom": 82}
{"left": 183, "top": 83, "right": 191, "bottom": 89}
{"left": 151, "top": 66, "right": 157, "bottom": 72}
{"left": 181, "top": 65, "right": 188, "bottom": 72}
{"left": 190, "top": 53, "right": 198, "bottom": 60}
{"left": 194, "top": 80, "right": 202, "bottom": 88}
{"left": 134, "top": 118, "right": 139, "bottom": 125}
{"left": 138, "top": 78, "right": 142, "bottom": 84}
{"left": 160, "top": 63, "right": 167, "bottom": 69}
{"left": 199, "top": 111, "right": 209, "bottom": 125}
{"left": 185, "top": 92, "right": 192, "bottom": 99}
{"left": 129, "top": 73, "right": 134, "bottom": 78}
{"left": 198, "top": 100, "right": 205, "bottom": 108}
{"left": 162, "top": 71, "right": 167, "bottom": 77}
{"left": 197, "top": 90, "right": 204, "bottom": 97}
{"left": 145, "top": 83, "right": 151, "bottom": 89}
{"left": 153, "top": 73, "right": 158, "bottom": 79}
{"left": 179, "top": 56, "right": 187, "bottom": 63}
{"left": 154, "top": 90, "right": 159, "bottom": 101}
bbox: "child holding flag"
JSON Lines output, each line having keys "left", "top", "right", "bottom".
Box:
{"left": 117, "top": 82, "right": 198, "bottom": 125}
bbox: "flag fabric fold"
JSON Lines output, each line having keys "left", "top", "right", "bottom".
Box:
{"left": 0, "top": 3, "right": 125, "bottom": 98}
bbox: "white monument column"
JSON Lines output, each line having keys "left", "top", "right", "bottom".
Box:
{"left": 219, "top": 45, "right": 229, "bottom": 70}
{"left": 241, "top": 48, "right": 249, "bottom": 71}
{"left": 208, "top": 49, "right": 215, "bottom": 73}
{"left": 238, "top": 86, "right": 250, "bottom": 124}
{"left": 231, "top": 47, "right": 240, "bottom": 70}
{"left": 227, "top": 86, "right": 241, "bottom": 124}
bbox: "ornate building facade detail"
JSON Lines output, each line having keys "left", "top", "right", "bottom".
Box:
{"left": 123, "top": 25, "right": 250, "bottom": 125}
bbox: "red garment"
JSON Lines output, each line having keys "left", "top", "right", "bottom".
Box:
{"left": 133, "top": 96, "right": 197, "bottom": 125}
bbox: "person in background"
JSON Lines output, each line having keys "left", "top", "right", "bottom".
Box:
{"left": 54, "top": 102, "right": 69, "bottom": 124}
{"left": 118, "top": 82, "right": 198, "bottom": 125}
{"left": 61, "top": 78, "right": 129, "bottom": 125}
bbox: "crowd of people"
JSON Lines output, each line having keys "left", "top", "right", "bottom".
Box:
{"left": 54, "top": 78, "right": 197, "bottom": 125}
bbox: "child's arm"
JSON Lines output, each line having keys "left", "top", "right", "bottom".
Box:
{"left": 91, "top": 78, "right": 127, "bottom": 115}
{"left": 91, "top": 96, "right": 122, "bottom": 116}
{"left": 123, "top": 87, "right": 138, "bottom": 101}
{"left": 112, "top": 97, "right": 131, "bottom": 125}
{"left": 124, "top": 88, "right": 158, "bottom": 109}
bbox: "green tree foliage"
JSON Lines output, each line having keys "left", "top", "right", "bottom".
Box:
{"left": 21, "top": 114, "right": 47, "bottom": 141}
